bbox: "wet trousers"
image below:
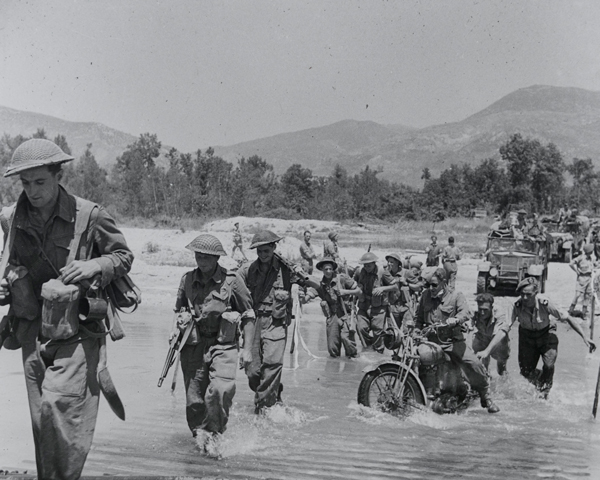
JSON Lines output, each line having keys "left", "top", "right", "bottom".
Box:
{"left": 356, "top": 306, "right": 386, "bottom": 353}
{"left": 19, "top": 318, "right": 100, "bottom": 480}
{"left": 326, "top": 314, "right": 357, "bottom": 358}
{"left": 472, "top": 333, "right": 510, "bottom": 372}
{"left": 518, "top": 327, "right": 558, "bottom": 393}
{"left": 180, "top": 336, "right": 238, "bottom": 435}
{"left": 247, "top": 315, "right": 287, "bottom": 410}
{"left": 441, "top": 340, "right": 490, "bottom": 394}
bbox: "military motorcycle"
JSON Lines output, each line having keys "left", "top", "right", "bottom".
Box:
{"left": 357, "top": 324, "right": 478, "bottom": 416}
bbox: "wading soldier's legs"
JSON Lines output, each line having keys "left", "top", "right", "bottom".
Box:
{"left": 39, "top": 336, "right": 100, "bottom": 480}
{"left": 326, "top": 314, "right": 342, "bottom": 357}
{"left": 340, "top": 317, "right": 357, "bottom": 358}
{"left": 203, "top": 343, "right": 239, "bottom": 434}
{"left": 247, "top": 315, "right": 287, "bottom": 411}
{"left": 181, "top": 340, "right": 211, "bottom": 434}
{"left": 356, "top": 309, "right": 373, "bottom": 347}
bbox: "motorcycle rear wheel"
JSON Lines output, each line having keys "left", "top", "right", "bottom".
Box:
{"left": 357, "top": 365, "right": 426, "bottom": 417}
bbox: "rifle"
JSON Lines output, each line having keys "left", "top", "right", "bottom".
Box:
{"left": 158, "top": 309, "right": 195, "bottom": 388}
{"left": 274, "top": 251, "right": 309, "bottom": 281}
{"left": 351, "top": 296, "right": 367, "bottom": 348}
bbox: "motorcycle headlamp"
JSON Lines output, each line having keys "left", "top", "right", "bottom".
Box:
{"left": 383, "top": 327, "right": 402, "bottom": 350}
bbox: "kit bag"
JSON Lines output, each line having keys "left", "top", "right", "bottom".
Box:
{"left": 105, "top": 274, "right": 141, "bottom": 313}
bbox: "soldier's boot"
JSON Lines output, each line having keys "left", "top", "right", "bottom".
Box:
{"left": 568, "top": 304, "right": 577, "bottom": 315}
{"left": 497, "top": 362, "right": 507, "bottom": 376}
{"left": 479, "top": 390, "right": 500, "bottom": 414}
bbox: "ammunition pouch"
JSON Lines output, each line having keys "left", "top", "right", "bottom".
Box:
{"left": 218, "top": 310, "right": 241, "bottom": 345}
{"left": 41, "top": 279, "right": 81, "bottom": 341}
{"left": 272, "top": 288, "right": 290, "bottom": 320}
{"left": 6, "top": 266, "right": 39, "bottom": 321}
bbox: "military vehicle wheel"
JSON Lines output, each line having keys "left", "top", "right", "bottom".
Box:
{"left": 564, "top": 248, "right": 572, "bottom": 263}
{"left": 476, "top": 273, "right": 488, "bottom": 294}
{"left": 357, "top": 365, "right": 426, "bottom": 417}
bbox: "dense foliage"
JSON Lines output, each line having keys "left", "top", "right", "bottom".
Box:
{"left": 0, "top": 130, "right": 598, "bottom": 222}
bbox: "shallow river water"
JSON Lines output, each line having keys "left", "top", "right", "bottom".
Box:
{"left": 1, "top": 261, "right": 600, "bottom": 479}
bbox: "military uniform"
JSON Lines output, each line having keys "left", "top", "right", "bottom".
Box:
{"left": 442, "top": 245, "right": 461, "bottom": 289}
{"left": 1, "top": 186, "right": 133, "bottom": 480}
{"left": 355, "top": 265, "right": 395, "bottom": 353}
{"left": 511, "top": 294, "right": 567, "bottom": 393}
{"left": 305, "top": 272, "right": 358, "bottom": 358}
{"left": 471, "top": 305, "right": 510, "bottom": 373}
{"left": 299, "top": 239, "right": 316, "bottom": 275}
{"left": 387, "top": 268, "right": 414, "bottom": 330}
{"left": 323, "top": 236, "right": 341, "bottom": 265}
{"left": 237, "top": 254, "right": 301, "bottom": 411}
{"left": 231, "top": 226, "right": 247, "bottom": 261}
{"left": 415, "top": 288, "right": 490, "bottom": 396}
{"left": 174, "top": 265, "right": 252, "bottom": 435}
{"left": 569, "top": 253, "right": 595, "bottom": 316}
{"left": 425, "top": 242, "right": 443, "bottom": 267}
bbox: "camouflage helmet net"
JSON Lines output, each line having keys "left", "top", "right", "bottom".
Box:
{"left": 5, "top": 139, "right": 74, "bottom": 177}
{"left": 185, "top": 234, "right": 227, "bottom": 256}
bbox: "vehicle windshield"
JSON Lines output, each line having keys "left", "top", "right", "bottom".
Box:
{"left": 487, "top": 237, "right": 538, "bottom": 253}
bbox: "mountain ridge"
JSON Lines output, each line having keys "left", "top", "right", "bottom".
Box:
{"left": 2, "top": 84, "right": 600, "bottom": 185}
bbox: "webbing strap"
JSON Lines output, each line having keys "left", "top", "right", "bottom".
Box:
{"left": 0, "top": 205, "right": 17, "bottom": 280}
{"left": 67, "top": 198, "right": 98, "bottom": 264}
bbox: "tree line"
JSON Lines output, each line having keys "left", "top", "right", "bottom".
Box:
{"left": 0, "top": 129, "right": 598, "bottom": 222}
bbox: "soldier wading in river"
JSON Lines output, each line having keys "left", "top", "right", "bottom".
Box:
{"left": 509, "top": 277, "right": 595, "bottom": 398}
{"left": 304, "top": 257, "right": 360, "bottom": 358}
{"left": 171, "top": 234, "right": 255, "bottom": 457}
{"left": 236, "top": 230, "right": 306, "bottom": 413}
{"left": 0, "top": 139, "right": 134, "bottom": 479}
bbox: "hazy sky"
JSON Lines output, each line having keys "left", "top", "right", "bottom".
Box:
{"left": 1, "top": 0, "right": 599, "bottom": 152}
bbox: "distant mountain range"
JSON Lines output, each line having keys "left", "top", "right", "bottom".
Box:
{"left": 2, "top": 85, "right": 600, "bottom": 186}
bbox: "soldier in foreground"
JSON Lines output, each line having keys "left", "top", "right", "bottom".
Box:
{"left": 231, "top": 222, "right": 248, "bottom": 261}
{"left": 0, "top": 139, "right": 134, "bottom": 479}
{"left": 303, "top": 257, "right": 360, "bottom": 358}
{"left": 470, "top": 293, "right": 510, "bottom": 375}
{"left": 510, "top": 277, "right": 595, "bottom": 398}
{"left": 415, "top": 268, "right": 499, "bottom": 413}
{"left": 171, "top": 234, "right": 255, "bottom": 457}
{"left": 354, "top": 252, "right": 398, "bottom": 353}
{"left": 237, "top": 230, "right": 305, "bottom": 413}
{"left": 299, "top": 230, "right": 317, "bottom": 275}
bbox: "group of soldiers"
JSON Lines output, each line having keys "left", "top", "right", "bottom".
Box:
{"left": 0, "top": 139, "right": 597, "bottom": 477}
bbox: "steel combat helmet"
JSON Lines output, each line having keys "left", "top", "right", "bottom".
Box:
{"left": 316, "top": 256, "right": 338, "bottom": 271}
{"left": 185, "top": 234, "right": 227, "bottom": 256}
{"left": 358, "top": 252, "right": 378, "bottom": 264}
{"left": 5, "top": 139, "right": 74, "bottom": 177}
{"left": 249, "top": 230, "right": 282, "bottom": 249}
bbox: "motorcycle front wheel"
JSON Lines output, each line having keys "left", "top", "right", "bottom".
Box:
{"left": 357, "top": 365, "right": 426, "bottom": 417}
